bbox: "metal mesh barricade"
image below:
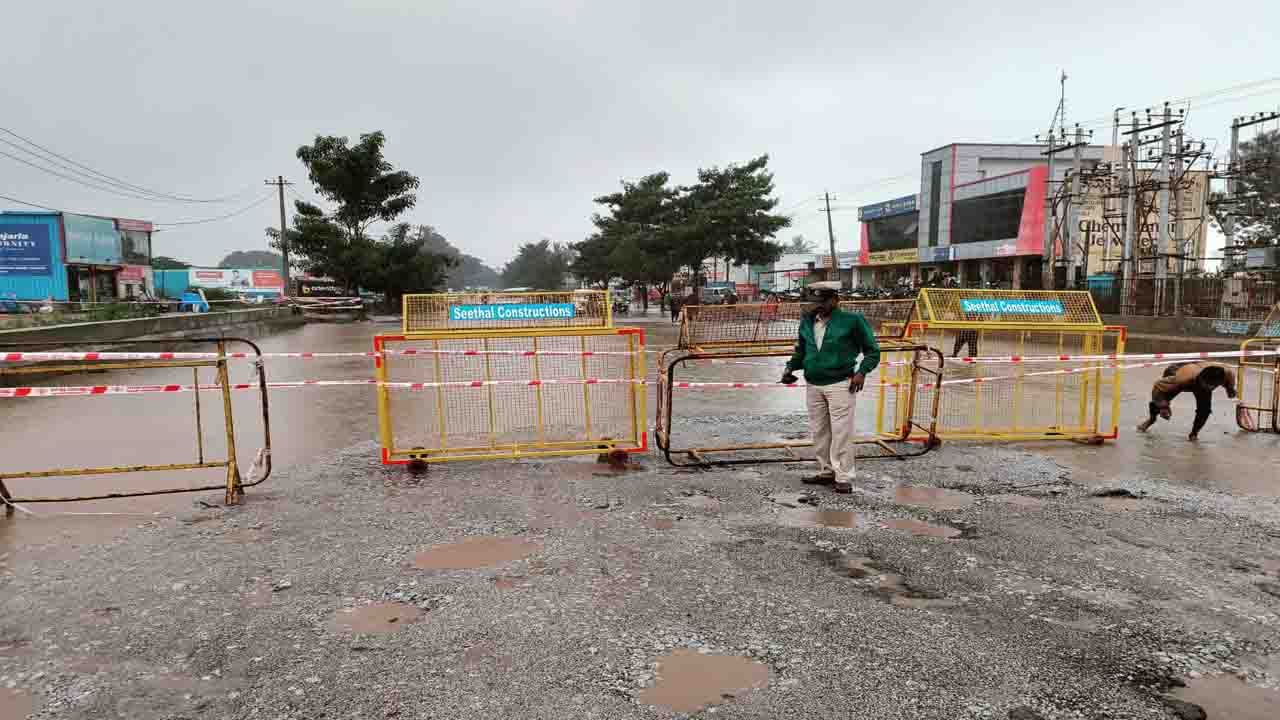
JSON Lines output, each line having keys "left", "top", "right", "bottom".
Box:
{"left": 402, "top": 291, "right": 612, "bottom": 334}
{"left": 656, "top": 301, "right": 941, "bottom": 467}
{"left": 904, "top": 288, "right": 1122, "bottom": 443}
{"left": 1237, "top": 303, "right": 1280, "bottom": 433}
{"left": 374, "top": 328, "right": 646, "bottom": 463}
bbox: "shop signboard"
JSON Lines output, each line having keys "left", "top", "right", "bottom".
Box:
{"left": 865, "top": 248, "right": 919, "bottom": 266}
{"left": 858, "top": 194, "right": 918, "bottom": 221}
{"left": 960, "top": 298, "right": 1065, "bottom": 315}
{"left": 0, "top": 224, "right": 52, "bottom": 276}
{"left": 118, "top": 265, "right": 147, "bottom": 281}
{"left": 298, "top": 279, "right": 346, "bottom": 297}
{"left": 252, "top": 270, "right": 284, "bottom": 288}
{"left": 922, "top": 246, "right": 953, "bottom": 263}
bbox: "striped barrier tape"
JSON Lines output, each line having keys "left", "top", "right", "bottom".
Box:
{"left": 0, "top": 377, "right": 645, "bottom": 398}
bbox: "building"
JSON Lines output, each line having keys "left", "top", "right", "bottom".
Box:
{"left": 859, "top": 143, "right": 1112, "bottom": 289}
{"left": 0, "top": 211, "right": 155, "bottom": 302}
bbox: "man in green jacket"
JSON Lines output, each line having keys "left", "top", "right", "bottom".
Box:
{"left": 780, "top": 281, "right": 881, "bottom": 493}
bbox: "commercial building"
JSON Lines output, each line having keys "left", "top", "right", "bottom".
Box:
{"left": 0, "top": 211, "right": 155, "bottom": 302}
{"left": 859, "top": 143, "right": 1112, "bottom": 289}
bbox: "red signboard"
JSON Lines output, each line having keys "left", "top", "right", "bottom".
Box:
{"left": 118, "top": 264, "right": 147, "bottom": 281}
{"left": 114, "top": 218, "right": 154, "bottom": 233}
{"left": 252, "top": 270, "right": 284, "bottom": 288}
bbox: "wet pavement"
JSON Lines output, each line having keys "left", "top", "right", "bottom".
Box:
{"left": 2, "top": 310, "right": 1280, "bottom": 718}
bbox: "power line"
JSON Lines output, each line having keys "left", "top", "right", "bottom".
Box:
{"left": 153, "top": 193, "right": 276, "bottom": 227}
{"left": 0, "top": 147, "right": 207, "bottom": 204}
{"left": 0, "top": 126, "right": 260, "bottom": 203}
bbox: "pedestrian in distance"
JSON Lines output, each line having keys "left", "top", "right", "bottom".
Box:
{"left": 1136, "top": 362, "right": 1237, "bottom": 441}
{"left": 780, "top": 281, "right": 881, "bottom": 494}
{"left": 669, "top": 293, "right": 682, "bottom": 323}
{"left": 952, "top": 329, "right": 979, "bottom": 358}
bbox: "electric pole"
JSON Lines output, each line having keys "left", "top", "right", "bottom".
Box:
{"left": 821, "top": 191, "right": 839, "bottom": 284}
{"left": 265, "top": 176, "right": 293, "bottom": 292}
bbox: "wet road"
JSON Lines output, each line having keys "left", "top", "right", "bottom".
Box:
{"left": 2, "top": 311, "right": 1276, "bottom": 550}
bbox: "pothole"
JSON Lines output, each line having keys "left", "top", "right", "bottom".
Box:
{"left": 989, "top": 494, "right": 1048, "bottom": 509}
{"left": 820, "top": 552, "right": 960, "bottom": 609}
{"left": 894, "top": 485, "right": 976, "bottom": 511}
{"left": 635, "top": 649, "right": 770, "bottom": 714}
{"left": 1174, "top": 673, "right": 1280, "bottom": 720}
{"left": 412, "top": 536, "right": 540, "bottom": 570}
{"left": 777, "top": 509, "right": 870, "bottom": 529}
{"left": 882, "top": 517, "right": 961, "bottom": 539}
{"left": 331, "top": 602, "right": 423, "bottom": 635}
{"left": 0, "top": 688, "right": 37, "bottom": 718}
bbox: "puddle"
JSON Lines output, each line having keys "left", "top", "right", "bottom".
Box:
{"left": 882, "top": 518, "right": 961, "bottom": 539}
{"left": 493, "top": 576, "right": 524, "bottom": 590}
{"left": 412, "top": 536, "right": 540, "bottom": 570}
{"left": 636, "top": 649, "right": 770, "bottom": 714}
{"left": 1174, "top": 673, "right": 1280, "bottom": 720}
{"left": 676, "top": 494, "right": 721, "bottom": 512}
{"left": 0, "top": 688, "right": 36, "bottom": 720}
{"left": 0, "top": 640, "right": 32, "bottom": 657}
{"left": 894, "top": 485, "right": 975, "bottom": 511}
{"left": 331, "top": 602, "right": 423, "bottom": 635}
{"left": 650, "top": 517, "right": 676, "bottom": 530}
{"left": 989, "top": 494, "right": 1048, "bottom": 509}
{"left": 777, "top": 509, "right": 870, "bottom": 529}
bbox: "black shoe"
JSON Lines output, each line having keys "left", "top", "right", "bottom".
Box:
{"left": 833, "top": 480, "right": 854, "bottom": 494}
{"left": 802, "top": 474, "right": 836, "bottom": 485}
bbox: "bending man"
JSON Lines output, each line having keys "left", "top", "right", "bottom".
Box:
{"left": 781, "top": 281, "right": 880, "bottom": 493}
{"left": 1137, "top": 362, "right": 1237, "bottom": 441}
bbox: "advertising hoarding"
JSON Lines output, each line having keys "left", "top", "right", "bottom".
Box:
{"left": 1077, "top": 169, "right": 1208, "bottom": 273}
{"left": 188, "top": 268, "right": 282, "bottom": 291}
{"left": 0, "top": 224, "right": 53, "bottom": 276}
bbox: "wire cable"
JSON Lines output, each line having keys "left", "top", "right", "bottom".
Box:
{"left": 0, "top": 126, "right": 260, "bottom": 204}
{"left": 153, "top": 193, "right": 276, "bottom": 226}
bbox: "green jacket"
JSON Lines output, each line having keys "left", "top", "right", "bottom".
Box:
{"left": 787, "top": 308, "right": 881, "bottom": 386}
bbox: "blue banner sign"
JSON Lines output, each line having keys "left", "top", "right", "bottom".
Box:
{"left": 960, "top": 298, "right": 1065, "bottom": 315}
{"left": 0, "top": 224, "right": 53, "bottom": 276}
{"left": 858, "top": 194, "right": 918, "bottom": 222}
{"left": 1259, "top": 322, "right": 1280, "bottom": 338}
{"left": 449, "top": 303, "right": 577, "bottom": 321}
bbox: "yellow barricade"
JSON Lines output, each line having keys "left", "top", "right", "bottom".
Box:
{"left": 1237, "top": 303, "right": 1280, "bottom": 433}
{"left": 656, "top": 300, "right": 942, "bottom": 467}
{"left": 0, "top": 338, "right": 272, "bottom": 510}
{"left": 377, "top": 291, "right": 646, "bottom": 464}
{"left": 904, "top": 288, "right": 1123, "bottom": 443}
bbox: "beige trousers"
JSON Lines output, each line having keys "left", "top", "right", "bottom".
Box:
{"left": 805, "top": 382, "right": 857, "bottom": 481}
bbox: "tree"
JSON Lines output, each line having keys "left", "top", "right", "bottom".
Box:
{"left": 415, "top": 225, "right": 502, "bottom": 288}
{"left": 360, "top": 224, "right": 454, "bottom": 307}
{"left": 295, "top": 131, "right": 420, "bottom": 243}
{"left": 501, "top": 239, "right": 575, "bottom": 289}
{"left": 151, "top": 255, "right": 190, "bottom": 269}
{"left": 670, "top": 154, "right": 789, "bottom": 286}
{"left": 268, "top": 131, "right": 439, "bottom": 295}
{"left": 219, "top": 250, "right": 283, "bottom": 270}
{"left": 783, "top": 235, "right": 816, "bottom": 253}
{"left": 1211, "top": 129, "right": 1280, "bottom": 247}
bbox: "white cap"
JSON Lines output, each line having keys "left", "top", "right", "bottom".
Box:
{"left": 807, "top": 281, "right": 842, "bottom": 294}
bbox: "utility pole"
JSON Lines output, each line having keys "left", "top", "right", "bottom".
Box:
{"left": 265, "top": 176, "right": 293, "bottom": 292}
{"left": 1122, "top": 130, "right": 1138, "bottom": 311}
{"left": 821, "top": 191, "right": 839, "bottom": 284}
{"left": 1156, "top": 103, "right": 1172, "bottom": 315}
{"left": 1104, "top": 107, "right": 1124, "bottom": 271}
{"left": 1173, "top": 129, "right": 1186, "bottom": 318}
{"left": 1042, "top": 129, "right": 1057, "bottom": 288}
{"left": 1068, "top": 123, "right": 1086, "bottom": 288}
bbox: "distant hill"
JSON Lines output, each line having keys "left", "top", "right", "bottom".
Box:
{"left": 219, "top": 250, "right": 284, "bottom": 270}
{"left": 416, "top": 226, "right": 501, "bottom": 289}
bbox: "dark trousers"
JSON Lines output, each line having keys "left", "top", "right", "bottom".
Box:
{"left": 952, "top": 330, "right": 978, "bottom": 358}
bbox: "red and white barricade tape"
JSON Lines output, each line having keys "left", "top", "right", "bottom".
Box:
{"left": 0, "top": 349, "right": 643, "bottom": 362}
{"left": 0, "top": 377, "right": 644, "bottom": 399}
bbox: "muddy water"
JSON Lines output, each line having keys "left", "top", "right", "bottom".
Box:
{"left": 882, "top": 517, "right": 961, "bottom": 539}
{"left": 777, "top": 508, "right": 868, "bottom": 529}
{"left": 1174, "top": 673, "right": 1280, "bottom": 720}
{"left": 636, "top": 649, "right": 770, "bottom": 713}
{"left": 331, "top": 602, "right": 423, "bottom": 634}
{"left": 0, "top": 688, "right": 36, "bottom": 720}
{"left": 894, "top": 485, "right": 975, "bottom": 511}
{"left": 412, "top": 536, "right": 540, "bottom": 570}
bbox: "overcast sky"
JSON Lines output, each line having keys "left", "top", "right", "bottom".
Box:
{"left": 3, "top": 1, "right": 1278, "bottom": 269}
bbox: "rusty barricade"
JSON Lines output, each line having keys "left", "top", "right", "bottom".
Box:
{"left": 1237, "top": 302, "right": 1280, "bottom": 433}
{"left": 376, "top": 291, "right": 647, "bottom": 465}
{"left": 0, "top": 338, "right": 272, "bottom": 512}
{"left": 903, "top": 288, "right": 1124, "bottom": 443}
{"left": 655, "top": 299, "right": 943, "bottom": 467}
